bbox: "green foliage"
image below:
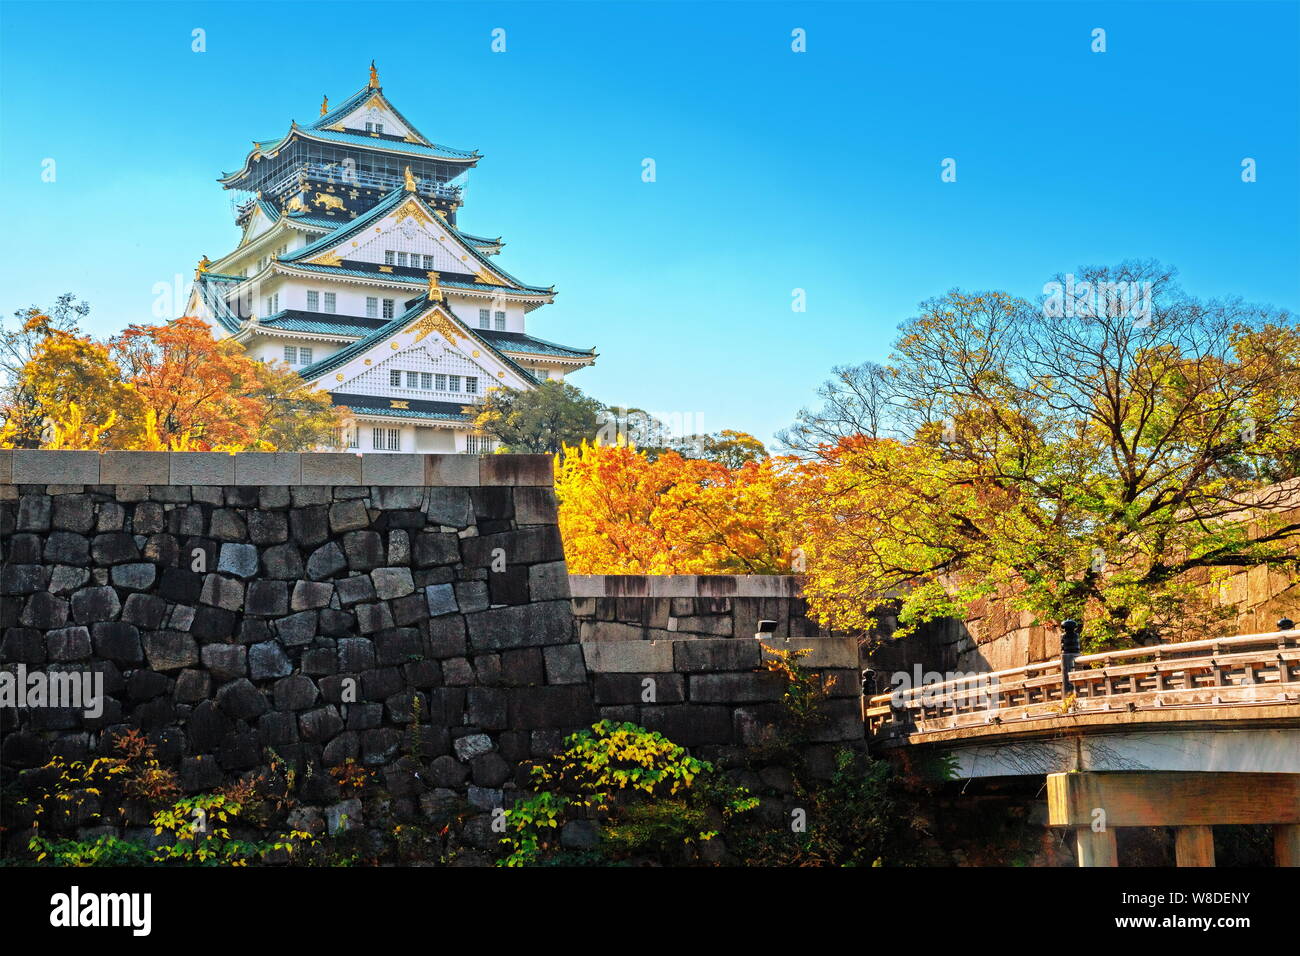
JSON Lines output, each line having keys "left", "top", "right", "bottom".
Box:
{"left": 27, "top": 833, "right": 156, "bottom": 866}
{"left": 469, "top": 379, "right": 603, "bottom": 453}
{"left": 498, "top": 721, "right": 757, "bottom": 866}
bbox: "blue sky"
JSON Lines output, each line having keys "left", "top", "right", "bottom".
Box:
{"left": 2, "top": 1, "right": 1297, "bottom": 447}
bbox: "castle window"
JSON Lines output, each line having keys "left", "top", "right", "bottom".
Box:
{"left": 448, "top": 375, "right": 461, "bottom": 392}
{"left": 435, "top": 374, "right": 447, "bottom": 391}
{"left": 406, "top": 371, "right": 418, "bottom": 388}
{"left": 420, "top": 372, "right": 432, "bottom": 389}
{"left": 397, "top": 252, "right": 408, "bottom": 267}
{"left": 494, "top": 311, "right": 506, "bottom": 331}
{"left": 383, "top": 299, "right": 395, "bottom": 319}
{"left": 323, "top": 292, "right": 336, "bottom": 314}
{"left": 423, "top": 255, "right": 434, "bottom": 269}
{"left": 366, "top": 297, "right": 378, "bottom": 318}
{"left": 283, "top": 346, "right": 297, "bottom": 364}
{"left": 390, "top": 370, "right": 401, "bottom": 387}
{"left": 265, "top": 293, "right": 279, "bottom": 314}
{"left": 299, "top": 348, "right": 313, "bottom": 364}
{"left": 372, "top": 427, "right": 400, "bottom": 451}
{"left": 466, "top": 376, "right": 478, "bottom": 395}
{"left": 306, "top": 290, "right": 319, "bottom": 311}
{"left": 384, "top": 250, "right": 395, "bottom": 265}
{"left": 479, "top": 309, "right": 490, "bottom": 329}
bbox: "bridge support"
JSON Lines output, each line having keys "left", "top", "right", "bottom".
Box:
{"left": 1277, "top": 824, "right": 1300, "bottom": 867}
{"left": 1048, "top": 771, "right": 1300, "bottom": 867}
{"left": 1174, "top": 826, "right": 1215, "bottom": 867}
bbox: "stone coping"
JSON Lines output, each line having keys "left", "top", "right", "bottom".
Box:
{"left": 568, "top": 574, "right": 801, "bottom": 598}
{"left": 0, "top": 450, "right": 553, "bottom": 487}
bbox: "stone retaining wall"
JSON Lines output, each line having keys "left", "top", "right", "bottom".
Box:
{"left": 0, "top": 452, "right": 590, "bottom": 859}
{"left": 0, "top": 453, "right": 869, "bottom": 860}
{"left": 570, "top": 575, "right": 865, "bottom": 774}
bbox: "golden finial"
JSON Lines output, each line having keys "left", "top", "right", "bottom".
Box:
{"left": 368, "top": 60, "right": 380, "bottom": 89}
{"left": 194, "top": 255, "right": 212, "bottom": 280}
{"left": 404, "top": 166, "right": 417, "bottom": 192}
{"left": 426, "top": 271, "right": 443, "bottom": 302}
{"left": 320, "top": 94, "right": 329, "bottom": 117}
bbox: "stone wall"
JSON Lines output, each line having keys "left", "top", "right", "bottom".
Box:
{"left": 0, "top": 450, "right": 593, "bottom": 859}
{"left": 0, "top": 452, "right": 870, "bottom": 861}
{"left": 570, "top": 575, "right": 864, "bottom": 776}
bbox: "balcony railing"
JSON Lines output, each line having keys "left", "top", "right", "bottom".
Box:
{"left": 232, "top": 163, "right": 465, "bottom": 220}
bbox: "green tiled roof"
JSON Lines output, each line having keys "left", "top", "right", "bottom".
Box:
{"left": 477, "top": 330, "right": 596, "bottom": 359}
{"left": 259, "top": 310, "right": 388, "bottom": 338}
{"left": 297, "top": 296, "right": 537, "bottom": 386}
{"left": 196, "top": 273, "right": 244, "bottom": 334}
{"left": 278, "top": 186, "right": 548, "bottom": 294}
{"left": 310, "top": 85, "right": 479, "bottom": 161}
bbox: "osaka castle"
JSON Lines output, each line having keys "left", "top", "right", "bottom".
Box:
{"left": 186, "top": 62, "right": 596, "bottom": 453}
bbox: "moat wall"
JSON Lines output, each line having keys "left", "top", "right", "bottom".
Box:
{"left": 0, "top": 451, "right": 864, "bottom": 859}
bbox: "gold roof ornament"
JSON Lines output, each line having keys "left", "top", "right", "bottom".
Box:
{"left": 194, "top": 255, "right": 211, "bottom": 279}
{"left": 404, "top": 166, "right": 417, "bottom": 192}
{"left": 426, "top": 270, "right": 443, "bottom": 302}
{"left": 320, "top": 94, "right": 329, "bottom": 117}
{"left": 369, "top": 60, "right": 380, "bottom": 89}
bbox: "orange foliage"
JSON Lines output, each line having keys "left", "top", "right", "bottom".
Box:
{"left": 554, "top": 440, "right": 799, "bottom": 574}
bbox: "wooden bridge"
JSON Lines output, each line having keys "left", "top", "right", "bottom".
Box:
{"left": 864, "top": 624, "right": 1300, "bottom": 866}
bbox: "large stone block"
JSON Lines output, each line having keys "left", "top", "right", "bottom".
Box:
{"left": 479, "top": 455, "right": 553, "bottom": 487}
{"left": 142, "top": 630, "right": 199, "bottom": 671}
{"left": 760, "top": 636, "right": 859, "bottom": 670}
{"left": 100, "top": 451, "right": 169, "bottom": 485}
{"left": 513, "top": 486, "right": 559, "bottom": 525}
{"left": 640, "top": 704, "right": 733, "bottom": 745}
{"left": 217, "top": 543, "right": 260, "bottom": 579}
{"left": 425, "top": 487, "right": 475, "bottom": 528}
{"left": 13, "top": 450, "right": 99, "bottom": 484}
{"left": 249, "top": 641, "right": 292, "bottom": 680}
{"left": 201, "top": 643, "right": 247, "bottom": 681}
{"left": 361, "top": 455, "right": 424, "bottom": 486}
{"left": 461, "top": 526, "right": 564, "bottom": 569}
{"left": 594, "top": 673, "right": 686, "bottom": 705}
{"left": 171, "top": 453, "right": 234, "bottom": 485}
{"left": 465, "top": 601, "right": 574, "bottom": 651}
{"left": 302, "top": 453, "right": 363, "bottom": 485}
{"left": 234, "top": 452, "right": 301, "bottom": 485}
{"left": 674, "top": 638, "right": 761, "bottom": 672}
{"left": 581, "top": 641, "right": 674, "bottom": 673}
{"left": 687, "top": 672, "right": 787, "bottom": 704}
{"left": 505, "top": 685, "right": 596, "bottom": 729}
{"left": 328, "top": 499, "right": 370, "bottom": 534}
{"left": 542, "top": 644, "right": 587, "bottom": 684}
{"left": 529, "top": 561, "right": 571, "bottom": 601}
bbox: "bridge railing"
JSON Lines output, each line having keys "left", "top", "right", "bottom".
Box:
{"left": 866, "top": 629, "right": 1300, "bottom": 739}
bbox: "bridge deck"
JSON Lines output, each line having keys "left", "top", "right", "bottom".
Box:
{"left": 867, "top": 629, "right": 1300, "bottom": 746}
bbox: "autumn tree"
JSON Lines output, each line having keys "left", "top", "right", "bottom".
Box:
{"left": 777, "top": 361, "right": 900, "bottom": 457}
{"left": 0, "top": 295, "right": 94, "bottom": 447}
{"left": 470, "top": 380, "right": 604, "bottom": 453}
{"left": 110, "top": 317, "right": 341, "bottom": 451}
{"left": 695, "top": 429, "right": 768, "bottom": 468}
{"left": 1, "top": 310, "right": 344, "bottom": 451}
{"left": 794, "top": 261, "right": 1300, "bottom": 648}
{"left": 555, "top": 440, "right": 797, "bottom": 574}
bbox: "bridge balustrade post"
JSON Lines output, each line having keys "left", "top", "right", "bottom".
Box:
{"left": 1061, "top": 619, "right": 1081, "bottom": 698}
